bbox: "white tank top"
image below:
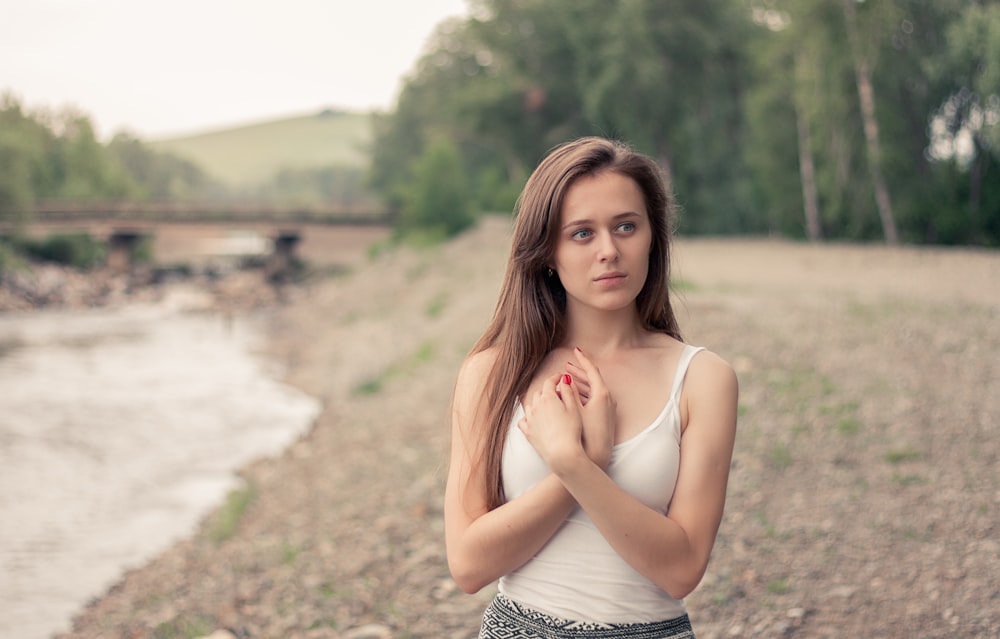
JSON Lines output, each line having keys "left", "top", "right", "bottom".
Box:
{"left": 498, "top": 344, "right": 705, "bottom": 623}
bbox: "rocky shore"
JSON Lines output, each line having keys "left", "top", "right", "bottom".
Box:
{"left": 43, "top": 217, "right": 999, "bottom": 638}
{"left": 0, "top": 262, "right": 291, "bottom": 314}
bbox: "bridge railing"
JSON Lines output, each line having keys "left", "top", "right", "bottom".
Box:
{"left": 22, "top": 199, "right": 394, "bottom": 227}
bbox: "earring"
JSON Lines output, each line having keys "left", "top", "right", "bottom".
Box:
{"left": 547, "top": 268, "right": 554, "bottom": 278}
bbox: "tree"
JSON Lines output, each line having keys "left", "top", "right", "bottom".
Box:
{"left": 841, "top": 0, "right": 898, "bottom": 243}
{"left": 927, "top": 2, "right": 1000, "bottom": 244}
{"left": 398, "top": 139, "right": 475, "bottom": 238}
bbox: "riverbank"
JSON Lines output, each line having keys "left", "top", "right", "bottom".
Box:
{"left": 0, "top": 261, "right": 293, "bottom": 314}
{"left": 56, "top": 216, "right": 999, "bottom": 638}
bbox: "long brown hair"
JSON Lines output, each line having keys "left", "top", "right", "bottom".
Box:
{"left": 471, "top": 136, "right": 682, "bottom": 510}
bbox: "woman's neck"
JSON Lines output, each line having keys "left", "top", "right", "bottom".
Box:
{"left": 562, "top": 303, "right": 646, "bottom": 357}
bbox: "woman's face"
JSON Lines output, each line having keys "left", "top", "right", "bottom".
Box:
{"left": 551, "top": 171, "right": 652, "bottom": 314}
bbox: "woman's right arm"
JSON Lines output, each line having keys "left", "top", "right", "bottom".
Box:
{"left": 444, "top": 349, "right": 577, "bottom": 594}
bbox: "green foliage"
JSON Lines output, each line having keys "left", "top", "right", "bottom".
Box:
{"left": 107, "top": 133, "right": 217, "bottom": 199}
{"left": 0, "top": 93, "right": 221, "bottom": 224}
{"left": 207, "top": 481, "right": 257, "bottom": 544}
{"left": 18, "top": 233, "right": 106, "bottom": 269}
{"left": 0, "top": 240, "right": 25, "bottom": 275}
{"left": 368, "top": 0, "right": 1000, "bottom": 245}
{"left": 398, "top": 139, "right": 475, "bottom": 238}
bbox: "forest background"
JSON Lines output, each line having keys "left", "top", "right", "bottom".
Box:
{"left": 1, "top": 0, "right": 999, "bottom": 255}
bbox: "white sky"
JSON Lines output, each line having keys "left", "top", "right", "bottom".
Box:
{"left": 0, "top": 0, "right": 468, "bottom": 140}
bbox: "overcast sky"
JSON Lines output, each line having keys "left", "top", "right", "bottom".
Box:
{"left": 0, "top": 0, "right": 468, "bottom": 139}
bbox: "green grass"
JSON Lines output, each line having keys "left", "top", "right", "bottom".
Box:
{"left": 351, "top": 340, "right": 438, "bottom": 397}
{"left": 884, "top": 447, "right": 922, "bottom": 464}
{"left": 206, "top": 481, "right": 257, "bottom": 543}
{"left": 425, "top": 292, "right": 449, "bottom": 318}
{"left": 152, "top": 615, "right": 213, "bottom": 639}
{"left": 767, "top": 578, "right": 792, "bottom": 595}
{"left": 837, "top": 416, "right": 862, "bottom": 435}
{"left": 892, "top": 473, "right": 927, "bottom": 486}
{"left": 768, "top": 441, "right": 793, "bottom": 470}
{"left": 353, "top": 378, "right": 384, "bottom": 396}
{"left": 671, "top": 278, "right": 699, "bottom": 292}
{"left": 150, "top": 109, "right": 372, "bottom": 187}
{"left": 281, "top": 542, "right": 302, "bottom": 565}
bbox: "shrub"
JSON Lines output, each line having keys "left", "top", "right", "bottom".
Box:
{"left": 21, "top": 233, "right": 105, "bottom": 269}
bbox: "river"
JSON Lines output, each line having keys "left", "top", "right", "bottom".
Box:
{"left": 0, "top": 300, "right": 320, "bottom": 639}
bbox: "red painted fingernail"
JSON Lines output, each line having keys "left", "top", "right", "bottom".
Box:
{"left": 563, "top": 374, "right": 572, "bottom": 385}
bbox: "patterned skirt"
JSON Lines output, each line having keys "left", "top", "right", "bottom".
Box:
{"left": 478, "top": 594, "right": 695, "bottom": 639}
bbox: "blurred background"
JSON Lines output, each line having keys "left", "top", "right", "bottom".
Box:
{"left": 2, "top": 0, "right": 999, "bottom": 248}
{"left": 1, "top": 1, "right": 998, "bottom": 638}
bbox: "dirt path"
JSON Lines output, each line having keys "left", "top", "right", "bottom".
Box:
{"left": 58, "top": 218, "right": 999, "bottom": 638}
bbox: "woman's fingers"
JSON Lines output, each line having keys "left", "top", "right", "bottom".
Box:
{"left": 565, "top": 361, "right": 592, "bottom": 402}
{"left": 519, "top": 373, "right": 585, "bottom": 467}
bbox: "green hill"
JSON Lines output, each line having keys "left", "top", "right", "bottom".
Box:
{"left": 149, "top": 109, "right": 373, "bottom": 188}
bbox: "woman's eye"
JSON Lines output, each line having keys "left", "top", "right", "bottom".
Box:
{"left": 618, "top": 222, "right": 636, "bottom": 233}
{"left": 571, "top": 229, "right": 592, "bottom": 240}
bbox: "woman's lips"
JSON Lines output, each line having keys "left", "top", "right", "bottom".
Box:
{"left": 594, "top": 272, "right": 627, "bottom": 286}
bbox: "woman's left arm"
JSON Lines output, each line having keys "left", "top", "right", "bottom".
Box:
{"left": 549, "top": 351, "right": 738, "bottom": 600}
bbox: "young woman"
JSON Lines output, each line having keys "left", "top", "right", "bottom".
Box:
{"left": 445, "top": 137, "right": 738, "bottom": 638}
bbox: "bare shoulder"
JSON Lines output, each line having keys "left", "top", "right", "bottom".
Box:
{"left": 452, "top": 347, "right": 500, "bottom": 416}
{"left": 456, "top": 347, "right": 499, "bottom": 390}
{"left": 686, "top": 349, "right": 739, "bottom": 408}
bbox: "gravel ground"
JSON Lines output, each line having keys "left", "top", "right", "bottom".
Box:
{"left": 56, "top": 217, "right": 999, "bottom": 638}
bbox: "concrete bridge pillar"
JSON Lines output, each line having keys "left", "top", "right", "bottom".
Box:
{"left": 107, "top": 230, "right": 149, "bottom": 273}
{"left": 266, "top": 230, "right": 302, "bottom": 282}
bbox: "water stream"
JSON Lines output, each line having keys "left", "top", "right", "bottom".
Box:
{"left": 0, "top": 302, "right": 320, "bottom": 639}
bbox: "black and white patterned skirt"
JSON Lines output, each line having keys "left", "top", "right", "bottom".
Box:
{"left": 478, "top": 594, "right": 695, "bottom": 639}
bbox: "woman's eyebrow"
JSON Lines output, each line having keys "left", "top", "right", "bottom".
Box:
{"left": 561, "top": 211, "right": 642, "bottom": 231}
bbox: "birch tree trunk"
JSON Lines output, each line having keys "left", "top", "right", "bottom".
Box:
{"left": 794, "top": 52, "right": 822, "bottom": 242}
{"left": 841, "top": 0, "right": 899, "bottom": 244}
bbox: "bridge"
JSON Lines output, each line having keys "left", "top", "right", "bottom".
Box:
{"left": 5, "top": 200, "right": 395, "bottom": 274}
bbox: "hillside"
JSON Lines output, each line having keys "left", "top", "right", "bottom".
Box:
{"left": 149, "top": 109, "right": 373, "bottom": 188}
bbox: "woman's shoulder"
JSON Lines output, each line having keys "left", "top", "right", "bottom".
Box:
{"left": 684, "top": 347, "right": 739, "bottom": 402}
{"left": 458, "top": 347, "right": 500, "bottom": 381}
{"left": 453, "top": 348, "right": 500, "bottom": 405}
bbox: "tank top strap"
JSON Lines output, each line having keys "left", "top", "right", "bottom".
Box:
{"left": 669, "top": 345, "right": 706, "bottom": 405}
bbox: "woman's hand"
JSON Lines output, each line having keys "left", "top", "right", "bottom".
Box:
{"left": 519, "top": 373, "right": 586, "bottom": 473}
{"left": 566, "top": 348, "right": 615, "bottom": 469}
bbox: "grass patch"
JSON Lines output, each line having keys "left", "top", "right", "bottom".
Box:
{"left": 351, "top": 339, "right": 438, "bottom": 397}
{"left": 206, "top": 481, "right": 257, "bottom": 543}
{"left": 318, "top": 582, "right": 339, "bottom": 599}
{"left": 425, "top": 292, "right": 448, "bottom": 318}
{"left": 837, "top": 416, "right": 862, "bottom": 435}
{"left": 768, "top": 441, "right": 793, "bottom": 470}
{"left": 282, "top": 542, "right": 302, "bottom": 565}
{"left": 671, "top": 278, "right": 699, "bottom": 292}
{"left": 892, "top": 473, "right": 927, "bottom": 486}
{"left": 413, "top": 340, "right": 436, "bottom": 363}
{"left": 767, "top": 578, "right": 792, "bottom": 595}
{"left": 712, "top": 592, "right": 731, "bottom": 606}
{"left": 753, "top": 510, "right": 779, "bottom": 538}
{"left": 884, "top": 447, "right": 922, "bottom": 464}
{"left": 152, "top": 615, "right": 213, "bottom": 639}
{"left": 353, "top": 378, "right": 383, "bottom": 396}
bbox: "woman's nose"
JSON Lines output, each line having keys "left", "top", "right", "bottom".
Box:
{"left": 596, "top": 232, "right": 619, "bottom": 261}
